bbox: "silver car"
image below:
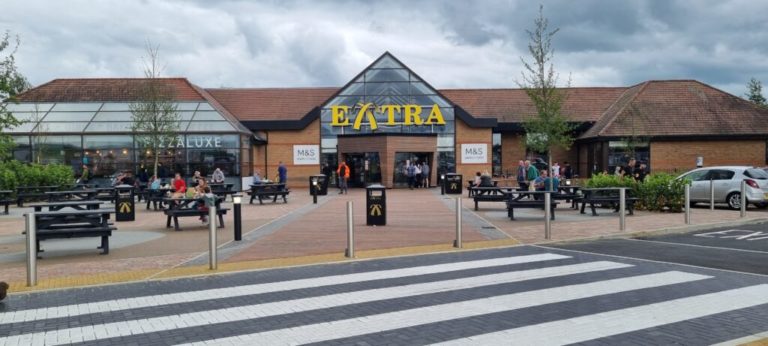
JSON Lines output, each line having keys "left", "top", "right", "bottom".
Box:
{"left": 677, "top": 166, "right": 768, "bottom": 209}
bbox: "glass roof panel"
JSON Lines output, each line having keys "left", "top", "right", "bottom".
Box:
{"left": 40, "top": 122, "right": 89, "bottom": 132}
{"left": 85, "top": 122, "right": 134, "bottom": 132}
{"left": 365, "top": 68, "right": 409, "bottom": 82}
{"left": 366, "top": 82, "right": 409, "bottom": 96}
{"left": 197, "top": 103, "right": 215, "bottom": 111}
{"left": 9, "top": 112, "right": 44, "bottom": 122}
{"left": 176, "top": 102, "right": 199, "bottom": 111}
{"left": 99, "top": 103, "right": 132, "bottom": 111}
{"left": 51, "top": 103, "right": 102, "bottom": 112}
{"left": 92, "top": 112, "right": 133, "bottom": 121}
{"left": 186, "top": 121, "right": 235, "bottom": 132}
{"left": 371, "top": 55, "right": 400, "bottom": 69}
{"left": 43, "top": 112, "right": 96, "bottom": 122}
{"left": 339, "top": 83, "right": 365, "bottom": 96}
{"left": 192, "top": 111, "right": 225, "bottom": 121}
{"left": 4, "top": 103, "right": 54, "bottom": 112}
{"left": 6, "top": 122, "right": 38, "bottom": 133}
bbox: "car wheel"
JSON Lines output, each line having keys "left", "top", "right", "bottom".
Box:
{"left": 726, "top": 192, "right": 742, "bottom": 210}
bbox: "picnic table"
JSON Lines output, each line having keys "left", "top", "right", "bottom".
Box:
{"left": 16, "top": 186, "right": 59, "bottom": 207}
{"left": 145, "top": 188, "right": 174, "bottom": 210}
{"left": 163, "top": 196, "right": 229, "bottom": 231}
{"left": 248, "top": 183, "right": 289, "bottom": 204}
{"left": 471, "top": 186, "right": 521, "bottom": 210}
{"left": 0, "top": 190, "right": 12, "bottom": 215}
{"left": 579, "top": 188, "right": 638, "bottom": 216}
{"left": 210, "top": 183, "right": 236, "bottom": 201}
{"left": 554, "top": 185, "right": 582, "bottom": 209}
{"left": 25, "top": 209, "right": 115, "bottom": 256}
{"left": 94, "top": 187, "right": 117, "bottom": 202}
{"left": 505, "top": 191, "right": 559, "bottom": 220}
{"left": 45, "top": 189, "right": 98, "bottom": 202}
{"left": 467, "top": 180, "right": 499, "bottom": 197}
{"left": 29, "top": 200, "right": 104, "bottom": 212}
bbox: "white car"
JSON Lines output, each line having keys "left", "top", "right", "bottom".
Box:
{"left": 676, "top": 166, "right": 768, "bottom": 209}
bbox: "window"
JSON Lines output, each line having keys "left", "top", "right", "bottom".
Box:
{"left": 709, "top": 169, "right": 735, "bottom": 180}
{"left": 684, "top": 170, "right": 709, "bottom": 181}
{"left": 745, "top": 168, "right": 768, "bottom": 180}
{"left": 492, "top": 133, "right": 502, "bottom": 177}
{"left": 83, "top": 135, "right": 134, "bottom": 178}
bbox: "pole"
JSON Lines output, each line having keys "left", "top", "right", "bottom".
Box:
{"left": 312, "top": 179, "right": 317, "bottom": 204}
{"left": 440, "top": 175, "right": 445, "bottom": 195}
{"left": 709, "top": 178, "right": 715, "bottom": 210}
{"left": 233, "top": 194, "right": 242, "bottom": 241}
{"left": 544, "top": 192, "right": 551, "bottom": 240}
{"left": 619, "top": 188, "right": 626, "bottom": 231}
{"left": 740, "top": 180, "right": 747, "bottom": 218}
{"left": 345, "top": 201, "right": 354, "bottom": 258}
{"left": 684, "top": 184, "right": 691, "bottom": 225}
{"left": 454, "top": 197, "right": 462, "bottom": 248}
{"left": 209, "top": 205, "right": 217, "bottom": 270}
{"left": 26, "top": 212, "right": 37, "bottom": 287}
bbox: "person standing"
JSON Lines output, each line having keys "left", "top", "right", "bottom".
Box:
{"left": 563, "top": 162, "right": 573, "bottom": 179}
{"left": 552, "top": 162, "right": 561, "bottom": 179}
{"left": 79, "top": 164, "right": 90, "bottom": 184}
{"left": 421, "top": 161, "right": 430, "bottom": 188}
{"left": 212, "top": 167, "right": 225, "bottom": 184}
{"left": 406, "top": 162, "right": 416, "bottom": 189}
{"left": 414, "top": 163, "right": 423, "bottom": 188}
{"left": 516, "top": 160, "right": 527, "bottom": 190}
{"left": 526, "top": 160, "right": 539, "bottom": 190}
{"left": 337, "top": 161, "right": 349, "bottom": 194}
{"left": 277, "top": 161, "right": 288, "bottom": 185}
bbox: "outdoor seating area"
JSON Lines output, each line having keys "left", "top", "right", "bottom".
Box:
{"left": 25, "top": 208, "right": 116, "bottom": 256}
{"left": 580, "top": 188, "right": 638, "bottom": 216}
{"left": 163, "top": 197, "right": 229, "bottom": 231}
{"left": 16, "top": 186, "right": 59, "bottom": 207}
{"left": 248, "top": 183, "right": 289, "bottom": 204}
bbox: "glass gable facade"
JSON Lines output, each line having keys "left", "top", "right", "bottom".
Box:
{"left": 319, "top": 54, "right": 456, "bottom": 174}
{"left": 4, "top": 101, "right": 252, "bottom": 188}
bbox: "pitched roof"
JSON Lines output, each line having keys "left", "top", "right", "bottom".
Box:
{"left": 16, "top": 78, "right": 205, "bottom": 102}
{"left": 440, "top": 87, "right": 627, "bottom": 123}
{"left": 205, "top": 87, "right": 339, "bottom": 121}
{"left": 580, "top": 80, "right": 768, "bottom": 138}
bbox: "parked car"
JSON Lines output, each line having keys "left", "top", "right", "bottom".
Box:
{"left": 676, "top": 166, "right": 768, "bottom": 209}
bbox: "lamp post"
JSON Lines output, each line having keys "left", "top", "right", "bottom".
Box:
{"left": 440, "top": 174, "right": 445, "bottom": 195}
{"left": 233, "top": 193, "right": 242, "bottom": 241}
{"left": 311, "top": 177, "right": 318, "bottom": 204}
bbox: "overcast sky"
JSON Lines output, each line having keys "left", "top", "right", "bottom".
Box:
{"left": 2, "top": 0, "right": 768, "bottom": 97}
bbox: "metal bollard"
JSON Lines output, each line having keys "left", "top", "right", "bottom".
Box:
{"left": 454, "top": 197, "right": 462, "bottom": 248}
{"left": 709, "top": 178, "right": 715, "bottom": 210}
{"left": 209, "top": 206, "right": 217, "bottom": 270}
{"left": 740, "top": 180, "right": 747, "bottom": 218}
{"left": 684, "top": 184, "right": 691, "bottom": 225}
{"left": 544, "top": 192, "right": 551, "bottom": 240}
{"left": 26, "top": 212, "right": 37, "bottom": 287}
{"left": 345, "top": 201, "right": 355, "bottom": 258}
{"left": 619, "top": 188, "right": 626, "bottom": 231}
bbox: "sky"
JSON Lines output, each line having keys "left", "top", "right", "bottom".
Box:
{"left": 2, "top": 0, "right": 768, "bottom": 97}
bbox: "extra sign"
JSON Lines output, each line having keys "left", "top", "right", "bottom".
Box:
{"left": 330, "top": 103, "right": 446, "bottom": 131}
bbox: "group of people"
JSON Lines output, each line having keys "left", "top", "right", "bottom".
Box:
{"left": 516, "top": 160, "right": 569, "bottom": 193}
{"left": 404, "top": 161, "right": 430, "bottom": 189}
{"left": 615, "top": 158, "right": 647, "bottom": 182}
{"left": 251, "top": 161, "right": 288, "bottom": 186}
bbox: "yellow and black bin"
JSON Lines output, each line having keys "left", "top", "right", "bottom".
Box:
{"left": 366, "top": 184, "right": 386, "bottom": 226}
{"left": 309, "top": 174, "right": 328, "bottom": 196}
{"left": 114, "top": 184, "right": 135, "bottom": 222}
{"left": 444, "top": 173, "right": 463, "bottom": 195}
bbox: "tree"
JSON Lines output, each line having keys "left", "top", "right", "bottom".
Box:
{"left": 745, "top": 78, "right": 766, "bottom": 107}
{"left": 517, "top": 5, "right": 573, "bottom": 190}
{"left": 0, "top": 31, "right": 31, "bottom": 161}
{"left": 130, "top": 42, "right": 180, "bottom": 179}
{"left": 618, "top": 104, "right": 650, "bottom": 160}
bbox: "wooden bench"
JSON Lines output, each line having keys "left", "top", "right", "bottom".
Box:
{"left": 506, "top": 192, "right": 558, "bottom": 220}
{"left": 163, "top": 197, "right": 229, "bottom": 231}
{"left": 470, "top": 187, "right": 516, "bottom": 210}
{"left": 0, "top": 190, "right": 12, "bottom": 215}
{"left": 29, "top": 200, "right": 104, "bottom": 212}
{"left": 248, "top": 184, "right": 289, "bottom": 204}
{"left": 46, "top": 190, "right": 98, "bottom": 202}
{"left": 26, "top": 209, "right": 115, "bottom": 256}
{"left": 145, "top": 188, "right": 174, "bottom": 210}
{"left": 580, "top": 189, "right": 639, "bottom": 216}
{"left": 16, "top": 186, "right": 59, "bottom": 207}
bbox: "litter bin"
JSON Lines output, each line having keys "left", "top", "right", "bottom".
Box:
{"left": 366, "top": 184, "right": 386, "bottom": 226}
{"left": 444, "top": 173, "right": 463, "bottom": 195}
{"left": 114, "top": 184, "right": 135, "bottom": 222}
{"left": 309, "top": 174, "right": 328, "bottom": 196}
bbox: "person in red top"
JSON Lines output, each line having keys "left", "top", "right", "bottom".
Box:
{"left": 336, "top": 161, "right": 350, "bottom": 194}
{"left": 172, "top": 172, "right": 187, "bottom": 194}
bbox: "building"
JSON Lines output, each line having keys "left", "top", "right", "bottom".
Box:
{"left": 6, "top": 52, "right": 768, "bottom": 188}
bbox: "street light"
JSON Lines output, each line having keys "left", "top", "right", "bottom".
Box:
{"left": 233, "top": 193, "right": 242, "bottom": 241}
{"left": 311, "top": 177, "right": 318, "bottom": 204}
{"left": 440, "top": 174, "right": 445, "bottom": 195}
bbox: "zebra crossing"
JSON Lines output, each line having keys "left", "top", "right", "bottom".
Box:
{"left": 0, "top": 246, "right": 767, "bottom": 345}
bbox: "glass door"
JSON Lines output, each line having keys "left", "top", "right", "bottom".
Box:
{"left": 393, "top": 152, "right": 433, "bottom": 188}
{"left": 343, "top": 152, "right": 381, "bottom": 188}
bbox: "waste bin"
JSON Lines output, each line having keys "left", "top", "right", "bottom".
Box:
{"left": 309, "top": 174, "right": 328, "bottom": 196}
{"left": 444, "top": 173, "right": 463, "bottom": 195}
{"left": 114, "top": 184, "right": 135, "bottom": 222}
{"left": 366, "top": 184, "right": 386, "bottom": 226}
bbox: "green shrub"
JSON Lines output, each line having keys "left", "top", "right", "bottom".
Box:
{"left": 585, "top": 173, "right": 639, "bottom": 196}
{"left": 0, "top": 160, "right": 74, "bottom": 193}
{"left": 637, "top": 173, "right": 688, "bottom": 212}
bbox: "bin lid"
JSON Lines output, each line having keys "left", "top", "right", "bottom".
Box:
{"left": 115, "top": 184, "right": 133, "bottom": 190}
{"left": 366, "top": 184, "right": 386, "bottom": 189}
{"left": 310, "top": 174, "right": 326, "bottom": 177}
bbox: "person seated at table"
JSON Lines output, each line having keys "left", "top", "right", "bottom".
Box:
{"left": 534, "top": 169, "right": 560, "bottom": 193}
{"left": 121, "top": 171, "right": 135, "bottom": 186}
{"left": 191, "top": 171, "right": 203, "bottom": 187}
{"left": 252, "top": 169, "right": 263, "bottom": 184}
{"left": 212, "top": 167, "right": 225, "bottom": 184}
{"left": 473, "top": 172, "right": 482, "bottom": 187}
{"left": 149, "top": 175, "right": 161, "bottom": 190}
{"left": 170, "top": 172, "right": 187, "bottom": 201}
{"left": 192, "top": 182, "right": 211, "bottom": 223}
{"left": 111, "top": 172, "right": 125, "bottom": 186}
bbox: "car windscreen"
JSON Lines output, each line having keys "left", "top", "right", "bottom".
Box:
{"left": 744, "top": 168, "right": 768, "bottom": 179}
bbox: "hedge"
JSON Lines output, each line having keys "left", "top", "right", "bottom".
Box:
{"left": 0, "top": 160, "right": 74, "bottom": 193}
{"left": 585, "top": 172, "right": 689, "bottom": 212}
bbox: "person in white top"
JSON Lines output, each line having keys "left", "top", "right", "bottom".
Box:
{"left": 552, "top": 162, "right": 561, "bottom": 178}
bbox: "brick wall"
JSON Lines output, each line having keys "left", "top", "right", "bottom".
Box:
{"left": 264, "top": 119, "right": 321, "bottom": 188}
{"left": 501, "top": 133, "right": 525, "bottom": 176}
{"left": 455, "top": 118, "right": 492, "bottom": 181}
{"left": 651, "top": 140, "right": 766, "bottom": 173}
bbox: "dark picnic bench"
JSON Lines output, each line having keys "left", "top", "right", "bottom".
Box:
{"left": 94, "top": 187, "right": 116, "bottom": 202}
{"left": 29, "top": 200, "right": 104, "bottom": 212}
{"left": 0, "top": 190, "right": 12, "bottom": 215}
{"left": 45, "top": 189, "right": 98, "bottom": 202}
{"left": 145, "top": 188, "right": 174, "bottom": 210}
{"left": 210, "top": 183, "right": 236, "bottom": 201}
{"left": 16, "top": 186, "right": 59, "bottom": 207}
{"left": 471, "top": 187, "right": 519, "bottom": 210}
{"left": 25, "top": 209, "right": 115, "bottom": 256}
{"left": 552, "top": 185, "right": 583, "bottom": 210}
{"left": 467, "top": 180, "right": 499, "bottom": 197}
{"left": 248, "top": 183, "right": 289, "bottom": 204}
{"left": 163, "top": 197, "right": 229, "bottom": 231}
{"left": 580, "top": 188, "right": 638, "bottom": 216}
{"left": 506, "top": 191, "right": 558, "bottom": 220}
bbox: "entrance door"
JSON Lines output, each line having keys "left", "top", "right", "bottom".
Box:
{"left": 393, "top": 152, "right": 433, "bottom": 188}
{"left": 343, "top": 152, "right": 381, "bottom": 188}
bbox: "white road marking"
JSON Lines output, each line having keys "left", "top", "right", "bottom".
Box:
{"left": 435, "top": 285, "right": 768, "bottom": 346}
{"left": 627, "top": 238, "right": 768, "bottom": 254}
{"left": 0, "top": 253, "right": 569, "bottom": 325}
{"left": 0, "top": 261, "right": 632, "bottom": 346}
{"left": 183, "top": 271, "right": 710, "bottom": 346}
